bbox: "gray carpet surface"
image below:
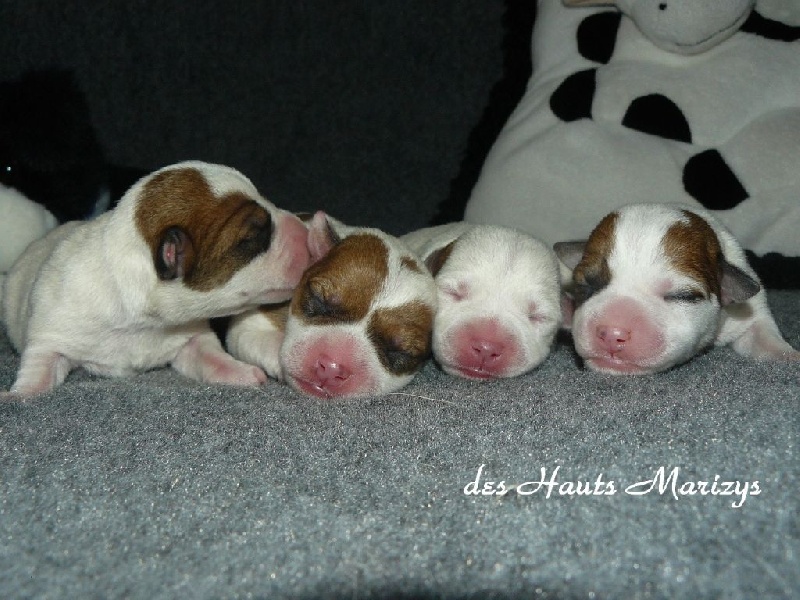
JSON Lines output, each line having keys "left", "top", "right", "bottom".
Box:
{"left": 2, "top": 291, "right": 798, "bottom": 599}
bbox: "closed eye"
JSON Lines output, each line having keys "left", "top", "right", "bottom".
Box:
{"left": 528, "top": 312, "right": 554, "bottom": 324}
{"left": 302, "top": 283, "right": 342, "bottom": 319}
{"left": 663, "top": 289, "right": 705, "bottom": 303}
{"left": 441, "top": 281, "right": 469, "bottom": 302}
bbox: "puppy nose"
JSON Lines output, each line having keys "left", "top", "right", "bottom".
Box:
{"left": 471, "top": 339, "right": 505, "bottom": 362}
{"left": 596, "top": 325, "right": 631, "bottom": 350}
{"left": 313, "top": 354, "right": 351, "bottom": 387}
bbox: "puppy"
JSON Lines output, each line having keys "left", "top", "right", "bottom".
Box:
{"left": 554, "top": 203, "right": 800, "bottom": 375}
{"left": 1, "top": 161, "right": 316, "bottom": 398}
{"left": 226, "top": 214, "right": 437, "bottom": 398}
{"left": 401, "top": 222, "right": 562, "bottom": 379}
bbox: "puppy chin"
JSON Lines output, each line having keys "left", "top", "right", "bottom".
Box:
{"left": 582, "top": 355, "right": 661, "bottom": 376}
{"left": 579, "top": 342, "right": 700, "bottom": 376}
{"left": 436, "top": 350, "right": 543, "bottom": 381}
{"left": 284, "top": 372, "right": 408, "bottom": 399}
{"left": 437, "top": 359, "right": 497, "bottom": 381}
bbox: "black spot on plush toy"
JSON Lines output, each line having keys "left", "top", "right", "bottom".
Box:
{"left": 0, "top": 69, "right": 144, "bottom": 274}
{"left": 464, "top": 0, "right": 800, "bottom": 288}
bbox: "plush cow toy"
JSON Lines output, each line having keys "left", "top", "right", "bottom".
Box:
{"left": 464, "top": 0, "right": 800, "bottom": 287}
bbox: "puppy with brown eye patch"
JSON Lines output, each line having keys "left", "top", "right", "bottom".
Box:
{"left": 401, "top": 222, "right": 563, "bottom": 380}
{"left": 1, "top": 161, "right": 318, "bottom": 399}
{"left": 554, "top": 203, "right": 800, "bottom": 375}
{"left": 225, "top": 214, "right": 438, "bottom": 399}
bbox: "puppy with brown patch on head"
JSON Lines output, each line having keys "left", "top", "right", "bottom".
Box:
{"left": 401, "top": 222, "right": 562, "bottom": 380}
{"left": 554, "top": 203, "right": 800, "bottom": 375}
{"left": 1, "top": 161, "right": 317, "bottom": 399}
{"left": 225, "top": 214, "right": 437, "bottom": 399}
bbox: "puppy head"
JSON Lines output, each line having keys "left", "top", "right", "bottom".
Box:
{"left": 555, "top": 204, "right": 759, "bottom": 375}
{"left": 129, "top": 161, "right": 313, "bottom": 321}
{"left": 424, "top": 225, "right": 562, "bottom": 380}
{"left": 280, "top": 228, "right": 436, "bottom": 399}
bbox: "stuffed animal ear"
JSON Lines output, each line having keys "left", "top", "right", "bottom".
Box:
{"left": 553, "top": 241, "right": 587, "bottom": 271}
{"left": 720, "top": 260, "right": 760, "bottom": 306}
{"left": 306, "top": 210, "right": 340, "bottom": 263}
{"left": 157, "top": 226, "right": 194, "bottom": 281}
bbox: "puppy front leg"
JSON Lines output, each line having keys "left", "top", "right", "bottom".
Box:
{"left": 225, "top": 308, "right": 287, "bottom": 380}
{"left": 3, "top": 349, "right": 72, "bottom": 400}
{"left": 172, "top": 331, "right": 268, "bottom": 387}
{"left": 731, "top": 317, "right": 800, "bottom": 362}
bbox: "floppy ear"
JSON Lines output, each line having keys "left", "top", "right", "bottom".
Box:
{"left": 156, "top": 226, "right": 194, "bottom": 281}
{"left": 553, "top": 241, "right": 587, "bottom": 271}
{"left": 306, "top": 211, "right": 340, "bottom": 263}
{"left": 424, "top": 240, "right": 456, "bottom": 276}
{"left": 560, "top": 292, "right": 576, "bottom": 330}
{"left": 720, "top": 260, "right": 760, "bottom": 306}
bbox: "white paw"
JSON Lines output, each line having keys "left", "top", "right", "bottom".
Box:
{"left": 203, "top": 358, "right": 268, "bottom": 387}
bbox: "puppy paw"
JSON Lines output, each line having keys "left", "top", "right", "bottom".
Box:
{"left": 0, "top": 391, "right": 24, "bottom": 403}
{"left": 203, "top": 358, "right": 268, "bottom": 387}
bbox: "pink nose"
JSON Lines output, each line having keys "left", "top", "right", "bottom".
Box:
{"left": 313, "top": 354, "right": 351, "bottom": 388}
{"left": 596, "top": 325, "right": 631, "bottom": 351}
{"left": 471, "top": 339, "right": 505, "bottom": 363}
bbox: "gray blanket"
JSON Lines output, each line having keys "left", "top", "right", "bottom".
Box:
{"left": 2, "top": 291, "right": 797, "bottom": 599}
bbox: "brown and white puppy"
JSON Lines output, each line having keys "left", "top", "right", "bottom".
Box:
{"left": 1, "top": 161, "right": 315, "bottom": 399}
{"left": 226, "top": 214, "right": 437, "bottom": 398}
{"left": 401, "top": 223, "right": 562, "bottom": 380}
{"left": 554, "top": 203, "right": 800, "bottom": 375}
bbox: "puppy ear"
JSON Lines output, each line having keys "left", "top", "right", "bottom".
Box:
{"left": 424, "top": 240, "right": 456, "bottom": 276}
{"left": 306, "top": 211, "right": 340, "bottom": 263}
{"left": 157, "top": 226, "right": 194, "bottom": 280}
{"left": 553, "top": 241, "right": 587, "bottom": 271}
{"left": 720, "top": 260, "right": 760, "bottom": 306}
{"left": 560, "top": 292, "right": 575, "bottom": 330}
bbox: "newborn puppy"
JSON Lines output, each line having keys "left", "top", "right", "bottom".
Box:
{"left": 401, "top": 222, "right": 562, "bottom": 379}
{"left": 226, "top": 214, "right": 437, "bottom": 398}
{"left": 1, "top": 161, "right": 315, "bottom": 398}
{"left": 554, "top": 203, "right": 800, "bottom": 375}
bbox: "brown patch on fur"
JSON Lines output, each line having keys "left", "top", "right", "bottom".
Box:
{"left": 291, "top": 233, "right": 388, "bottom": 323}
{"left": 135, "top": 167, "right": 273, "bottom": 291}
{"left": 368, "top": 300, "right": 434, "bottom": 375}
{"left": 663, "top": 211, "right": 723, "bottom": 298}
{"left": 572, "top": 212, "right": 618, "bottom": 300}
{"left": 401, "top": 255, "right": 423, "bottom": 273}
{"left": 424, "top": 240, "right": 456, "bottom": 276}
{"left": 258, "top": 302, "right": 290, "bottom": 332}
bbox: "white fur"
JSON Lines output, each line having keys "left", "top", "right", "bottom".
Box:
{"left": 402, "top": 223, "right": 562, "bottom": 379}
{"left": 560, "top": 203, "right": 799, "bottom": 374}
{"left": 0, "top": 183, "right": 58, "bottom": 275}
{"left": 228, "top": 217, "right": 437, "bottom": 398}
{"left": 1, "top": 161, "right": 313, "bottom": 399}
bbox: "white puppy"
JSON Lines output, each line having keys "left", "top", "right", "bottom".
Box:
{"left": 401, "top": 222, "right": 562, "bottom": 379}
{"left": 1, "top": 161, "right": 316, "bottom": 398}
{"left": 554, "top": 203, "right": 800, "bottom": 375}
{"left": 226, "top": 214, "right": 437, "bottom": 398}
